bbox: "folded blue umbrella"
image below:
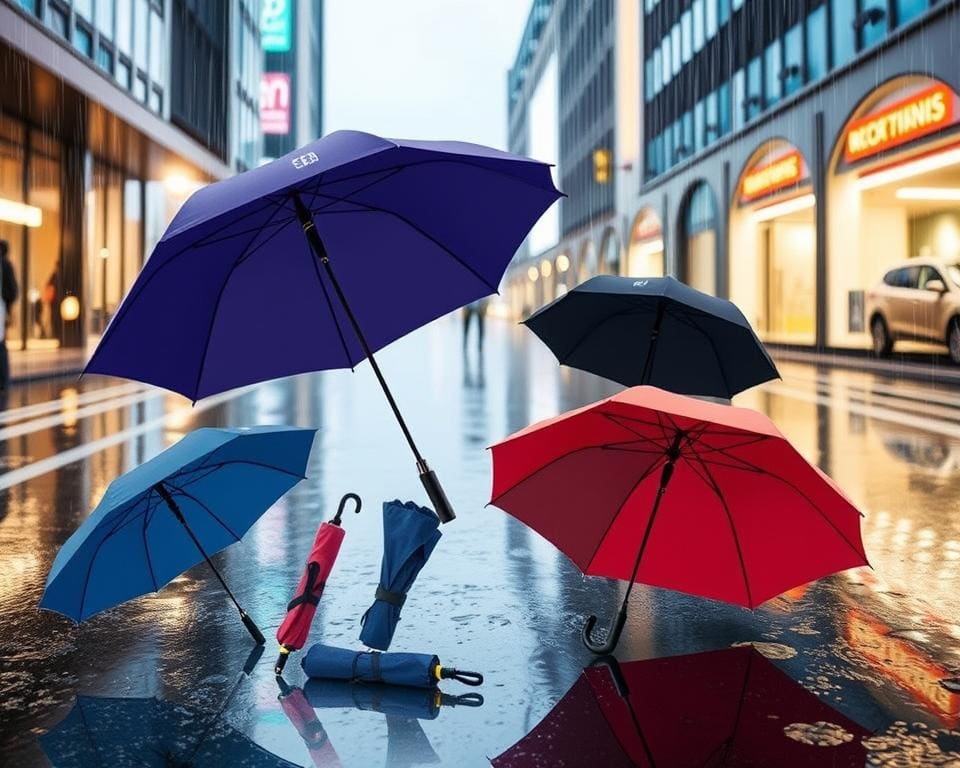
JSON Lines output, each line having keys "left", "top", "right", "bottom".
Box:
{"left": 85, "top": 130, "right": 563, "bottom": 524}
{"left": 302, "top": 643, "right": 483, "bottom": 690}
{"left": 41, "top": 695, "right": 298, "bottom": 768}
{"left": 40, "top": 426, "right": 316, "bottom": 644}
{"left": 360, "top": 500, "right": 441, "bottom": 651}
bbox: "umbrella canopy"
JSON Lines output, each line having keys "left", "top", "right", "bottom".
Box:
{"left": 277, "top": 681, "right": 343, "bottom": 768}
{"left": 85, "top": 130, "right": 562, "bottom": 524}
{"left": 302, "top": 643, "right": 483, "bottom": 689}
{"left": 275, "top": 493, "right": 361, "bottom": 675}
{"left": 41, "top": 426, "right": 316, "bottom": 643}
{"left": 489, "top": 386, "right": 867, "bottom": 653}
{"left": 359, "top": 500, "right": 441, "bottom": 651}
{"left": 523, "top": 275, "right": 779, "bottom": 397}
{"left": 41, "top": 695, "right": 299, "bottom": 768}
{"left": 492, "top": 647, "right": 870, "bottom": 767}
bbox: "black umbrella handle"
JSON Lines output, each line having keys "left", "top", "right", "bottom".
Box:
{"left": 419, "top": 464, "right": 455, "bottom": 524}
{"left": 438, "top": 667, "right": 484, "bottom": 686}
{"left": 440, "top": 692, "right": 485, "bottom": 707}
{"left": 332, "top": 492, "right": 362, "bottom": 525}
{"left": 582, "top": 605, "right": 628, "bottom": 655}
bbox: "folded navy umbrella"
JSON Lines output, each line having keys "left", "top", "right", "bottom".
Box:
{"left": 302, "top": 643, "right": 482, "bottom": 689}
{"left": 360, "top": 500, "right": 441, "bottom": 651}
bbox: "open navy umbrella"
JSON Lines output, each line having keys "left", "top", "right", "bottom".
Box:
{"left": 524, "top": 275, "right": 779, "bottom": 398}
{"left": 85, "top": 131, "right": 562, "bottom": 524}
{"left": 360, "top": 500, "right": 441, "bottom": 651}
{"left": 302, "top": 643, "right": 483, "bottom": 689}
{"left": 41, "top": 694, "right": 298, "bottom": 768}
{"left": 40, "top": 426, "right": 316, "bottom": 644}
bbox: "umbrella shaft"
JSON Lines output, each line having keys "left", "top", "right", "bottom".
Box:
{"left": 639, "top": 300, "right": 665, "bottom": 385}
{"left": 154, "top": 483, "right": 244, "bottom": 614}
{"left": 292, "top": 194, "right": 424, "bottom": 466}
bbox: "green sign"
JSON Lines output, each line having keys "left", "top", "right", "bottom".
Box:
{"left": 262, "top": 0, "right": 292, "bottom": 53}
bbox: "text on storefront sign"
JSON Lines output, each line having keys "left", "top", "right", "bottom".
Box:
{"left": 844, "top": 84, "right": 954, "bottom": 163}
{"left": 741, "top": 151, "right": 803, "bottom": 201}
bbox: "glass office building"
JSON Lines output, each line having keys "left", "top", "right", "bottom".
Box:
{"left": 0, "top": 0, "right": 255, "bottom": 351}
{"left": 506, "top": 0, "right": 960, "bottom": 357}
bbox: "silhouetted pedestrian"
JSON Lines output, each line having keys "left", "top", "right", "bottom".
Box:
{"left": 462, "top": 297, "right": 488, "bottom": 353}
{"left": 0, "top": 240, "right": 19, "bottom": 392}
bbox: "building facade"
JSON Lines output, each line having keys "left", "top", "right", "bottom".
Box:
{"left": 507, "top": 0, "right": 960, "bottom": 356}
{"left": 260, "top": 0, "right": 323, "bottom": 162}
{"left": 0, "top": 0, "right": 258, "bottom": 351}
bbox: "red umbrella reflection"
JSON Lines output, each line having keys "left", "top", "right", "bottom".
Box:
{"left": 278, "top": 679, "right": 342, "bottom": 768}
{"left": 275, "top": 493, "right": 361, "bottom": 675}
{"left": 493, "top": 647, "right": 870, "bottom": 768}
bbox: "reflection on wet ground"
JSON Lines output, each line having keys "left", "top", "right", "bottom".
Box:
{"left": 2, "top": 316, "right": 960, "bottom": 765}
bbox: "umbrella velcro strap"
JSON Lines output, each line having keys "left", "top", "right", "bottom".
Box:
{"left": 374, "top": 586, "right": 406, "bottom": 608}
{"left": 287, "top": 583, "right": 324, "bottom": 611}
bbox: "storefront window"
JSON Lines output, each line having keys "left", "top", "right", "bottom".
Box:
{"left": 25, "top": 133, "right": 62, "bottom": 349}
{"left": 123, "top": 179, "right": 143, "bottom": 296}
{"left": 86, "top": 162, "right": 124, "bottom": 337}
{"left": 682, "top": 182, "right": 718, "bottom": 295}
{"left": 831, "top": 0, "right": 856, "bottom": 68}
{"left": 896, "top": 0, "right": 930, "bottom": 26}
{"left": 806, "top": 6, "right": 828, "bottom": 81}
{"left": 783, "top": 23, "right": 804, "bottom": 96}
{"left": 861, "top": 0, "right": 889, "bottom": 48}
{"left": 0, "top": 117, "right": 26, "bottom": 349}
{"left": 628, "top": 208, "right": 664, "bottom": 277}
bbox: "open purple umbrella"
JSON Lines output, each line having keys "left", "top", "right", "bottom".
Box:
{"left": 85, "top": 131, "right": 562, "bottom": 522}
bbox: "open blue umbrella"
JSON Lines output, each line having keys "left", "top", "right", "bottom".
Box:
{"left": 360, "top": 500, "right": 441, "bottom": 651}
{"left": 302, "top": 643, "right": 483, "bottom": 689}
{"left": 40, "top": 426, "right": 316, "bottom": 644}
{"left": 85, "top": 131, "right": 563, "bottom": 524}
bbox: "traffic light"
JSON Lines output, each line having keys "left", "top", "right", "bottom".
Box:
{"left": 593, "top": 148, "right": 612, "bottom": 184}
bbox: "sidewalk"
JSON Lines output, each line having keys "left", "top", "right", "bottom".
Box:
{"left": 9, "top": 345, "right": 90, "bottom": 384}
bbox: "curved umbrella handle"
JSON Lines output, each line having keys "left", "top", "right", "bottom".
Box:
{"left": 439, "top": 668, "right": 484, "bottom": 686}
{"left": 332, "top": 493, "right": 362, "bottom": 526}
{"left": 581, "top": 604, "right": 628, "bottom": 655}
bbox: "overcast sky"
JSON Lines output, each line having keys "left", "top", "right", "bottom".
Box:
{"left": 323, "top": 0, "right": 532, "bottom": 150}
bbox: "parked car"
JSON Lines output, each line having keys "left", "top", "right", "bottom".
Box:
{"left": 866, "top": 258, "right": 960, "bottom": 363}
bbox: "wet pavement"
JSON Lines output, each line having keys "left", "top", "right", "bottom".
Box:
{"left": 2, "top": 315, "right": 960, "bottom": 766}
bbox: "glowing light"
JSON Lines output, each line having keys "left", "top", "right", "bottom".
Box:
{"left": 540, "top": 259, "right": 553, "bottom": 278}
{"left": 99, "top": 247, "right": 109, "bottom": 260}
{"left": 0, "top": 197, "right": 42, "bottom": 227}
{"left": 633, "top": 237, "right": 664, "bottom": 257}
{"left": 857, "top": 146, "right": 960, "bottom": 191}
{"left": 557, "top": 284, "right": 568, "bottom": 297}
{"left": 751, "top": 193, "right": 816, "bottom": 223}
{"left": 164, "top": 173, "right": 202, "bottom": 196}
{"left": 60, "top": 296, "right": 80, "bottom": 321}
{"left": 896, "top": 187, "right": 960, "bottom": 201}
{"left": 527, "top": 266, "right": 539, "bottom": 282}
{"left": 556, "top": 253, "right": 570, "bottom": 273}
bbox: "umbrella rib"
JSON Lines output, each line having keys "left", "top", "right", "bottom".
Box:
{"left": 693, "top": 435, "right": 772, "bottom": 455}
{"left": 307, "top": 191, "right": 498, "bottom": 293}
{"left": 141, "top": 488, "right": 160, "bottom": 591}
{"left": 176, "top": 458, "right": 306, "bottom": 482}
{"left": 163, "top": 482, "right": 243, "bottom": 543}
{"left": 583, "top": 455, "right": 668, "bottom": 574}
{"left": 191, "top": 206, "right": 294, "bottom": 399}
{"left": 76, "top": 502, "right": 145, "bottom": 620}
{"left": 682, "top": 453, "right": 754, "bottom": 607}
{"left": 600, "top": 411, "right": 673, "bottom": 442}
{"left": 490, "top": 444, "right": 599, "bottom": 504}
{"left": 87, "top": 197, "right": 293, "bottom": 363}
{"left": 684, "top": 441, "right": 866, "bottom": 561}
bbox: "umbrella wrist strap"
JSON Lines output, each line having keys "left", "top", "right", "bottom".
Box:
{"left": 375, "top": 586, "right": 406, "bottom": 608}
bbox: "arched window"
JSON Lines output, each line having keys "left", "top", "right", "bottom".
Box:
{"left": 627, "top": 208, "right": 664, "bottom": 276}
{"left": 681, "top": 182, "right": 718, "bottom": 294}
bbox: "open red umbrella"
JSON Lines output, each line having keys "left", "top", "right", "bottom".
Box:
{"left": 489, "top": 386, "right": 868, "bottom": 653}
{"left": 275, "top": 493, "right": 361, "bottom": 675}
{"left": 492, "top": 647, "right": 870, "bottom": 767}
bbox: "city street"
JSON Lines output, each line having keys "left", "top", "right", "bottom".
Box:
{"left": 2, "top": 315, "right": 960, "bottom": 765}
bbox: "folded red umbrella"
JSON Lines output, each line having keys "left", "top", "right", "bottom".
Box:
{"left": 275, "top": 493, "right": 361, "bottom": 675}
{"left": 492, "top": 647, "right": 870, "bottom": 767}
{"left": 490, "top": 386, "right": 868, "bottom": 653}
